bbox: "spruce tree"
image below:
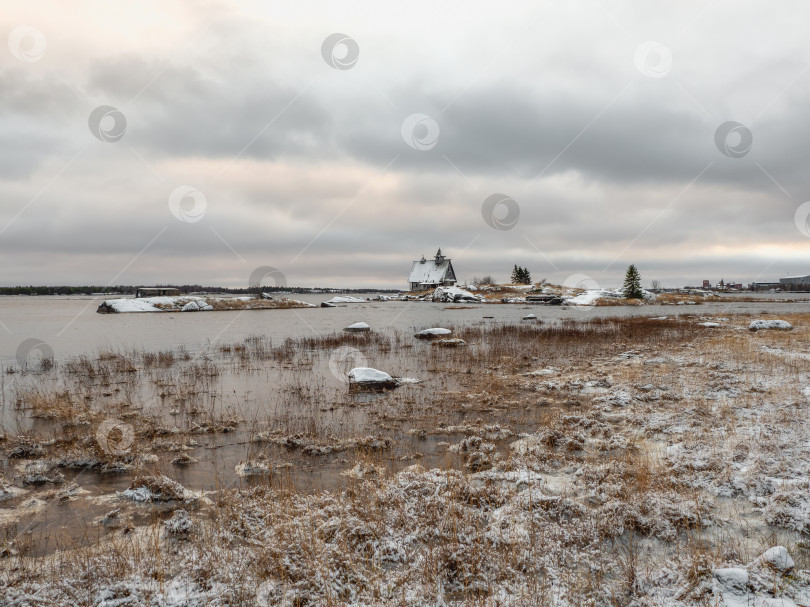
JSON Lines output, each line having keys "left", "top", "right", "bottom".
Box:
{"left": 622, "top": 264, "right": 643, "bottom": 299}
{"left": 511, "top": 265, "right": 531, "bottom": 284}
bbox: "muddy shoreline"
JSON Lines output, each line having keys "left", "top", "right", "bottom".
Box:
{"left": 3, "top": 312, "right": 810, "bottom": 604}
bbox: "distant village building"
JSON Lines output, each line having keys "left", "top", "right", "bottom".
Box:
{"left": 750, "top": 282, "right": 781, "bottom": 291}
{"left": 408, "top": 248, "right": 457, "bottom": 291}
{"left": 687, "top": 279, "right": 743, "bottom": 291}
{"left": 780, "top": 275, "right": 810, "bottom": 290}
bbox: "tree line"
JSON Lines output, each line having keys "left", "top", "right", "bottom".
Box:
{"left": 0, "top": 285, "right": 399, "bottom": 296}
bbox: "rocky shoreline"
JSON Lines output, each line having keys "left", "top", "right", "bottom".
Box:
{"left": 96, "top": 295, "right": 317, "bottom": 313}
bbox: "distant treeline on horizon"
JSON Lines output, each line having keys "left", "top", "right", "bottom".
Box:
{"left": 0, "top": 285, "right": 400, "bottom": 296}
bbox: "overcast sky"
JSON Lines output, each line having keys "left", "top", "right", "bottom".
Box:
{"left": 1, "top": 0, "right": 809, "bottom": 289}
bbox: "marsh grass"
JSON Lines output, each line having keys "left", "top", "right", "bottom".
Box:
{"left": 4, "top": 313, "right": 810, "bottom": 604}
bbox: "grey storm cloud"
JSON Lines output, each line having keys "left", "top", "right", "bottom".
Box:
{"left": 76, "top": 58, "right": 810, "bottom": 196}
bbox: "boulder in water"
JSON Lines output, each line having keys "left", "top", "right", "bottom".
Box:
{"left": 415, "top": 328, "right": 452, "bottom": 339}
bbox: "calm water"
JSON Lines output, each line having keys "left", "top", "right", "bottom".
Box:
{"left": 2, "top": 293, "right": 810, "bottom": 363}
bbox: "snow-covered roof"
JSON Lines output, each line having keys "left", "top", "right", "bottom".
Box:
{"left": 408, "top": 257, "right": 455, "bottom": 285}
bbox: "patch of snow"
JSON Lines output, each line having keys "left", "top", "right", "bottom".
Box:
{"left": 164, "top": 509, "right": 193, "bottom": 535}
{"left": 103, "top": 297, "right": 176, "bottom": 312}
{"left": 235, "top": 461, "right": 271, "bottom": 476}
{"left": 344, "top": 321, "right": 370, "bottom": 332}
{"left": 121, "top": 487, "right": 155, "bottom": 502}
{"left": 525, "top": 368, "right": 557, "bottom": 377}
{"left": 565, "top": 288, "right": 656, "bottom": 306}
{"left": 181, "top": 300, "right": 213, "bottom": 312}
{"left": 325, "top": 296, "right": 366, "bottom": 304}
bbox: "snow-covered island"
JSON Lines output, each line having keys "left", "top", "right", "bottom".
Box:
{"left": 97, "top": 295, "right": 316, "bottom": 314}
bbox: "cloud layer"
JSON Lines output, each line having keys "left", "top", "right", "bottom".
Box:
{"left": 1, "top": 0, "right": 809, "bottom": 289}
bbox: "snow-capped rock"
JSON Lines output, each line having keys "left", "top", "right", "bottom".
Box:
{"left": 757, "top": 546, "right": 794, "bottom": 573}
{"left": 432, "top": 286, "right": 482, "bottom": 303}
{"left": 749, "top": 320, "right": 793, "bottom": 331}
{"left": 349, "top": 367, "right": 399, "bottom": 390}
{"left": 348, "top": 367, "right": 391, "bottom": 383}
{"left": 415, "top": 328, "right": 452, "bottom": 339}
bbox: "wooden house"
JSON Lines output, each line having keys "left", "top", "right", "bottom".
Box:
{"left": 408, "top": 248, "right": 457, "bottom": 291}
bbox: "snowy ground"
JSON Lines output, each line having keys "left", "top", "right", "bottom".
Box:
{"left": 99, "top": 295, "right": 315, "bottom": 313}
{"left": 3, "top": 313, "right": 810, "bottom": 605}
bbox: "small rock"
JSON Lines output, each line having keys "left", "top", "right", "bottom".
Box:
{"left": 522, "top": 314, "right": 537, "bottom": 320}
{"left": 171, "top": 453, "right": 198, "bottom": 466}
{"left": 100, "top": 508, "right": 123, "bottom": 528}
{"left": 344, "top": 322, "right": 370, "bottom": 332}
{"left": 431, "top": 338, "right": 466, "bottom": 347}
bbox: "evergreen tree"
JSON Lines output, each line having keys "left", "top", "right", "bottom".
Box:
{"left": 521, "top": 267, "right": 532, "bottom": 284}
{"left": 511, "top": 265, "right": 532, "bottom": 284}
{"left": 622, "top": 264, "right": 643, "bottom": 299}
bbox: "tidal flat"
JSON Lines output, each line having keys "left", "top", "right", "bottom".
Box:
{"left": 2, "top": 313, "right": 810, "bottom": 605}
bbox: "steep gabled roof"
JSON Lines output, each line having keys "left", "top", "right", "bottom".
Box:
{"left": 408, "top": 258, "right": 455, "bottom": 285}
